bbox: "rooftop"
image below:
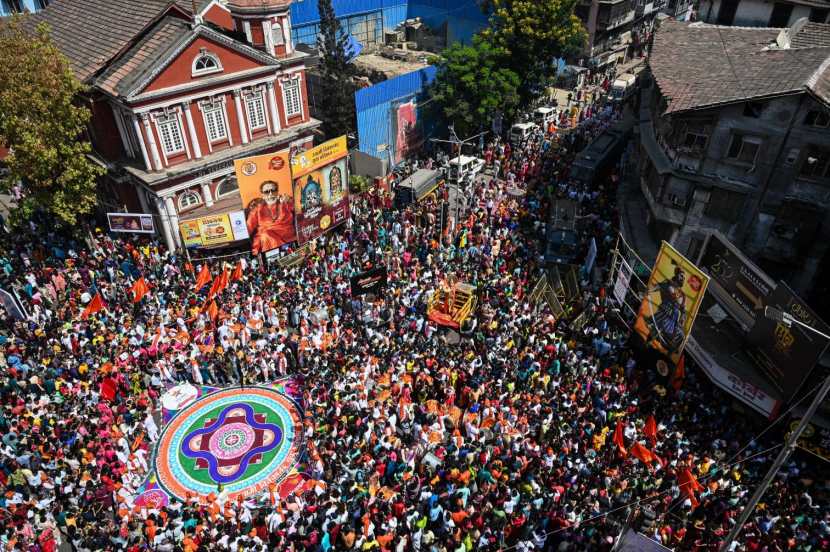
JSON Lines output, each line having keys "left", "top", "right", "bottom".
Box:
{"left": 353, "top": 51, "right": 430, "bottom": 79}
{"left": 649, "top": 18, "right": 830, "bottom": 115}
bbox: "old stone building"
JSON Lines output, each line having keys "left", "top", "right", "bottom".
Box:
{"left": 637, "top": 18, "right": 830, "bottom": 292}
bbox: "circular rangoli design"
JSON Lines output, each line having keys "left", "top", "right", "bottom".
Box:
{"left": 154, "top": 386, "right": 304, "bottom": 501}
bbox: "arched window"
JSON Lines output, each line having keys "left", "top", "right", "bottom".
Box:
{"left": 192, "top": 49, "right": 223, "bottom": 77}
{"left": 272, "top": 22, "right": 285, "bottom": 46}
{"left": 178, "top": 190, "right": 202, "bottom": 211}
{"left": 215, "top": 175, "right": 239, "bottom": 199}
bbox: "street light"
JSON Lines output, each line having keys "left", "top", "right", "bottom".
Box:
{"left": 719, "top": 307, "right": 830, "bottom": 551}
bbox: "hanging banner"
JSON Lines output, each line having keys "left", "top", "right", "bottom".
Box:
{"left": 234, "top": 150, "right": 296, "bottom": 255}
{"left": 179, "top": 219, "right": 202, "bottom": 248}
{"left": 0, "top": 287, "right": 28, "bottom": 321}
{"left": 634, "top": 241, "right": 709, "bottom": 364}
{"left": 197, "top": 214, "right": 234, "bottom": 247}
{"left": 613, "top": 258, "right": 633, "bottom": 307}
{"left": 228, "top": 210, "right": 249, "bottom": 241}
{"left": 290, "top": 136, "right": 350, "bottom": 244}
{"left": 107, "top": 213, "right": 155, "bottom": 234}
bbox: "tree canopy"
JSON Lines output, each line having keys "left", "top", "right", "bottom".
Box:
{"left": 429, "top": 35, "right": 521, "bottom": 139}
{"left": 316, "top": 0, "right": 357, "bottom": 139}
{"left": 0, "top": 17, "right": 105, "bottom": 226}
{"left": 482, "top": 0, "right": 587, "bottom": 104}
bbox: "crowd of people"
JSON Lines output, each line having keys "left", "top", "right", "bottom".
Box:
{"left": 0, "top": 79, "right": 828, "bottom": 552}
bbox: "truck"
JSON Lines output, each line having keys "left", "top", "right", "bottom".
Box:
{"left": 569, "top": 127, "right": 630, "bottom": 187}
{"left": 393, "top": 168, "right": 442, "bottom": 209}
{"left": 609, "top": 73, "right": 637, "bottom": 103}
{"left": 544, "top": 199, "right": 580, "bottom": 266}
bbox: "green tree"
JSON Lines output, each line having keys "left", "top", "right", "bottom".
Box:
{"left": 317, "top": 0, "right": 357, "bottom": 139}
{"left": 482, "top": 0, "right": 587, "bottom": 104}
{"left": 0, "top": 17, "right": 105, "bottom": 226}
{"left": 429, "top": 35, "right": 521, "bottom": 138}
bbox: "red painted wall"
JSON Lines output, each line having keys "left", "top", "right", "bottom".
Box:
{"left": 143, "top": 37, "right": 263, "bottom": 94}
{"left": 203, "top": 4, "right": 233, "bottom": 30}
{"left": 89, "top": 98, "right": 123, "bottom": 162}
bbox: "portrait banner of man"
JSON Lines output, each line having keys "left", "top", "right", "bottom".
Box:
{"left": 634, "top": 241, "right": 710, "bottom": 364}
{"left": 234, "top": 151, "right": 296, "bottom": 255}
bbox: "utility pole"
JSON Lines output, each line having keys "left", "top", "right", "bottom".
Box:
{"left": 430, "top": 125, "right": 488, "bottom": 233}
{"left": 718, "top": 306, "right": 830, "bottom": 552}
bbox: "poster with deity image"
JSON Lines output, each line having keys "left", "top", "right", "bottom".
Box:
{"left": 290, "top": 136, "right": 350, "bottom": 244}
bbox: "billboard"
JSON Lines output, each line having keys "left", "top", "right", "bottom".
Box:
{"left": 746, "top": 283, "right": 830, "bottom": 401}
{"left": 698, "top": 232, "right": 774, "bottom": 328}
{"left": 178, "top": 211, "right": 248, "bottom": 248}
{"left": 234, "top": 150, "right": 296, "bottom": 255}
{"left": 393, "top": 100, "right": 420, "bottom": 164}
{"left": 108, "top": 213, "right": 155, "bottom": 234}
{"left": 350, "top": 266, "right": 388, "bottom": 296}
{"left": 290, "top": 136, "right": 350, "bottom": 244}
{"left": 634, "top": 241, "right": 710, "bottom": 363}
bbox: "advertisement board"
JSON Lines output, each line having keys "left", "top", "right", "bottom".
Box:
{"left": 107, "top": 213, "right": 155, "bottom": 234}
{"left": 698, "top": 232, "right": 774, "bottom": 328}
{"left": 746, "top": 283, "right": 830, "bottom": 401}
{"left": 393, "top": 100, "right": 419, "bottom": 164}
{"left": 290, "top": 136, "right": 350, "bottom": 244}
{"left": 178, "top": 211, "right": 247, "bottom": 248}
{"left": 197, "top": 214, "right": 234, "bottom": 247}
{"left": 613, "top": 258, "right": 633, "bottom": 307}
{"left": 634, "top": 241, "right": 710, "bottom": 363}
{"left": 234, "top": 150, "right": 295, "bottom": 255}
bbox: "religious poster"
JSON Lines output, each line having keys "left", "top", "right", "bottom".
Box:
{"left": 234, "top": 150, "right": 296, "bottom": 255}
{"left": 634, "top": 241, "right": 709, "bottom": 364}
{"left": 290, "top": 136, "right": 350, "bottom": 244}
{"left": 394, "top": 100, "right": 419, "bottom": 163}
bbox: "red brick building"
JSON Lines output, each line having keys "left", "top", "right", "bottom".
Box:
{"left": 33, "top": 0, "right": 320, "bottom": 251}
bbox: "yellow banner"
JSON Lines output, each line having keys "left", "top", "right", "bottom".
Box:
{"left": 179, "top": 219, "right": 202, "bottom": 247}
{"left": 634, "top": 241, "right": 710, "bottom": 363}
{"left": 198, "top": 214, "right": 234, "bottom": 246}
{"left": 290, "top": 136, "right": 347, "bottom": 178}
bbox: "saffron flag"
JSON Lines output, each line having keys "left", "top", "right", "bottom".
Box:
{"left": 206, "top": 300, "right": 218, "bottom": 321}
{"left": 613, "top": 420, "right": 627, "bottom": 457}
{"left": 218, "top": 268, "right": 230, "bottom": 291}
{"left": 207, "top": 274, "right": 222, "bottom": 298}
{"left": 644, "top": 415, "right": 657, "bottom": 446}
{"left": 131, "top": 277, "right": 150, "bottom": 303}
{"left": 678, "top": 469, "right": 704, "bottom": 509}
{"left": 81, "top": 293, "right": 105, "bottom": 320}
{"left": 195, "top": 264, "right": 211, "bottom": 290}
{"left": 630, "top": 442, "right": 663, "bottom": 470}
{"left": 231, "top": 261, "right": 243, "bottom": 282}
{"left": 100, "top": 377, "right": 117, "bottom": 402}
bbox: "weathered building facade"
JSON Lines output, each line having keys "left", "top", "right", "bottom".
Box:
{"left": 637, "top": 18, "right": 830, "bottom": 292}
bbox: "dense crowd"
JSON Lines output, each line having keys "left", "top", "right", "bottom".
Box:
{"left": 0, "top": 84, "right": 828, "bottom": 552}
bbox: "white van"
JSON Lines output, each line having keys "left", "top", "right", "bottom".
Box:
{"left": 534, "top": 107, "right": 557, "bottom": 128}
{"left": 509, "top": 122, "right": 538, "bottom": 145}
{"left": 609, "top": 73, "right": 637, "bottom": 102}
{"left": 448, "top": 155, "right": 485, "bottom": 182}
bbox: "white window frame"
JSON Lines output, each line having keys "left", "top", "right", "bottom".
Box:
{"left": 178, "top": 190, "right": 202, "bottom": 211}
{"left": 203, "top": 103, "right": 229, "bottom": 143}
{"left": 192, "top": 50, "right": 223, "bottom": 77}
{"left": 156, "top": 114, "right": 185, "bottom": 156}
{"left": 215, "top": 176, "right": 239, "bottom": 199}
{"left": 281, "top": 76, "right": 303, "bottom": 119}
{"left": 245, "top": 92, "right": 267, "bottom": 131}
{"left": 272, "top": 22, "right": 285, "bottom": 45}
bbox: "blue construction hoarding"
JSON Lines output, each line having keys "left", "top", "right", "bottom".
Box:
{"left": 355, "top": 66, "right": 437, "bottom": 166}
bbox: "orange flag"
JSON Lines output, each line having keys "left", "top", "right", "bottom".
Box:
{"left": 81, "top": 293, "right": 105, "bottom": 320}
{"left": 207, "top": 274, "right": 222, "bottom": 298}
{"left": 206, "top": 300, "right": 218, "bottom": 321}
{"left": 630, "top": 442, "right": 663, "bottom": 470}
{"left": 218, "top": 268, "right": 230, "bottom": 291}
{"left": 644, "top": 415, "right": 657, "bottom": 446}
{"left": 231, "top": 261, "right": 243, "bottom": 282}
{"left": 130, "top": 277, "right": 150, "bottom": 303}
{"left": 613, "top": 420, "right": 627, "bottom": 457}
{"left": 195, "top": 264, "right": 211, "bottom": 290}
{"left": 672, "top": 355, "right": 686, "bottom": 391}
{"left": 678, "top": 469, "right": 704, "bottom": 509}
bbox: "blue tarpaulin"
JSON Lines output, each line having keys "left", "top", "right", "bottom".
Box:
{"left": 345, "top": 34, "right": 363, "bottom": 62}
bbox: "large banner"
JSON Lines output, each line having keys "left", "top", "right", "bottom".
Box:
{"left": 178, "top": 211, "right": 248, "bottom": 248}
{"left": 746, "top": 283, "right": 830, "bottom": 401}
{"left": 350, "top": 266, "right": 388, "bottom": 296}
{"left": 235, "top": 150, "right": 295, "bottom": 255}
{"left": 394, "top": 100, "right": 419, "bottom": 163}
{"left": 290, "top": 136, "right": 350, "bottom": 244}
{"left": 108, "top": 213, "right": 155, "bottom": 234}
{"left": 634, "top": 241, "right": 709, "bottom": 363}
